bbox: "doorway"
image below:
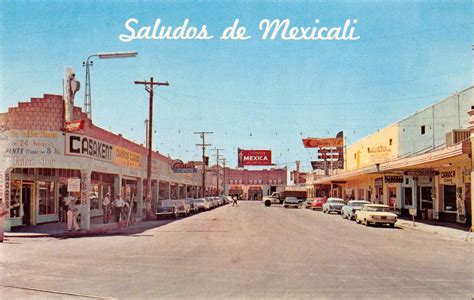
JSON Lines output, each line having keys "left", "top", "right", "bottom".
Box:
{"left": 418, "top": 186, "right": 433, "bottom": 210}
{"left": 21, "top": 182, "right": 34, "bottom": 226}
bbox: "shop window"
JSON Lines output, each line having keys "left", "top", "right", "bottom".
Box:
{"left": 389, "top": 139, "right": 392, "bottom": 146}
{"left": 38, "top": 181, "right": 56, "bottom": 215}
{"left": 421, "top": 125, "right": 426, "bottom": 135}
{"left": 10, "top": 180, "right": 22, "bottom": 218}
{"left": 388, "top": 187, "right": 396, "bottom": 207}
{"left": 38, "top": 168, "right": 55, "bottom": 177}
{"left": 443, "top": 185, "right": 457, "bottom": 212}
{"left": 90, "top": 184, "right": 100, "bottom": 211}
{"left": 404, "top": 187, "right": 412, "bottom": 206}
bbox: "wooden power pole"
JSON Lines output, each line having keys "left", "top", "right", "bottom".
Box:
{"left": 194, "top": 132, "right": 212, "bottom": 197}
{"left": 134, "top": 77, "right": 169, "bottom": 219}
{"left": 213, "top": 148, "right": 224, "bottom": 196}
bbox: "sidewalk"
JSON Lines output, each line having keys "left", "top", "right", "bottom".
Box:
{"left": 397, "top": 218, "right": 473, "bottom": 242}
{"left": 5, "top": 216, "right": 171, "bottom": 239}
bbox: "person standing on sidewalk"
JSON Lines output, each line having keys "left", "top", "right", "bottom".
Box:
{"left": 114, "top": 195, "right": 125, "bottom": 222}
{"left": 66, "top": 197, "right": 80, "bottom": 231}
{"left": 102, "top": 192, "right": 111, "bottom": 223}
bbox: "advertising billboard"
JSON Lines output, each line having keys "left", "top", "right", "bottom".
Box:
{"left": 238, "top": 149, "right": 272, "bottom": 167}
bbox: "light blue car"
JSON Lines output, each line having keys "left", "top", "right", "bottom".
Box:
{"left": 341, "top": 200, "right": 370, "bottom": 220}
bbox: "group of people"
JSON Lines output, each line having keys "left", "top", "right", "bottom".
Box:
{"left": 101, "top": 193, "right": 130, "bottom": 224}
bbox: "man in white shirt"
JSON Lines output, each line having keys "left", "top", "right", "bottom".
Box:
{"left": 114, "top": 196, "right": 125, "bottom": 222}
{"left": 102, "top": 193, "right": 111, "bottom": 223}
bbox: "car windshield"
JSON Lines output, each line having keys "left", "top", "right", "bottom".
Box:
{"left": 159, "top": 200, "right": 174, "bottom": 206}
{"left": 329, "top": 200, "right": 344, "bottom": 204}
{"left": 366, "top": 206, "right": 391, "bottom": 212}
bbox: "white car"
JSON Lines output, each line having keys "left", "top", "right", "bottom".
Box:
{"left": 355, "top": 204, "right": 397, "bottom": 227}
{"left": 283, "top": 197, "right": 300, "bottom": 208}
{"left": 194, "top": 198, "right": 210, "bottom": 211}
{"left": 322, "top": 198, "right": 344, "bottom": 214}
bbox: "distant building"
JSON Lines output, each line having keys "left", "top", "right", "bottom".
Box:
{"left": 222, "top": 167, "right": 287, "bottom": 200}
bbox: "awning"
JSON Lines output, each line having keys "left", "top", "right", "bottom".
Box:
{"left": 314, "top": 141, "right": 470, "bottom": 184}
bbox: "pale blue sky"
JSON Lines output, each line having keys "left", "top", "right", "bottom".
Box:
{"left": 1, "top": 1, "right": 472, "bottom": 171}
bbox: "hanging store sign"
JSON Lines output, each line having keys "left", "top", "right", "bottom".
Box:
{"left": 374, "top": 177, "right": 383, "bottom": 186}
{"left": 404, "top": 170, "right": 439, "bottom": 177}
{"left": 440, "top": 169, "right": 456, "bottom": 185}
{"left": 64, "top": 119, "right": 85, "bottom": 132}
{"left": 384, "top": 176, "right": 403, "bottom": 184}
{"left": 170, "top": 160, "right": 197, "bottom": 173}
{"left": 65, "top": 133, "right": 113, "bottom": 162}
{"left": 238, "top": 149, "right": 272, "bottom": 167}
{"left": 302, "top": 137, "right": 343, "bottom": 148}
{"left": 67, "top": 178, "right": 81, "bottom": 192}
{"left": 311, "top": 161, "right": 326, "bottom": 170}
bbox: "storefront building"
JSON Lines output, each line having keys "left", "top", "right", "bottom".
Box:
{"left": 311, "top": 86, "right": 473, "bottom": 225}
{"left": 0, "top": 94, "right": 217, "bottom": 231}
{"left": 224, "top": 167, "right": 287, "bottom": 200}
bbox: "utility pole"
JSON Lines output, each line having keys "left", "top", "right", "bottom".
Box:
{"left": 194, "top": 132, "right": 212, "bottom": 197}
{"left": 220, "top": 158, "right": 227, "bottom": 196}
{"left": 213, "top": 148, "right": 224, "bottom": 196}
{"left": 134, "top": 77, "right": 169, "bottom": 219}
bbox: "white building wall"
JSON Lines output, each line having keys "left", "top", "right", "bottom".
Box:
{"left": 398, "top": 87, "right": 473, "bottom": 156}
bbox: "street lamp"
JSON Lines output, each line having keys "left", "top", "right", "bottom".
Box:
{"left": 83, "top": 51, "right": 138, "bottom": 119}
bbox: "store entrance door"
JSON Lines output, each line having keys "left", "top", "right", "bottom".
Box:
{"left": 21, "top": 182, "right": 34, "bottom": 226}
{"left": 418, "top": 186, "right": 433, "bottom": 210}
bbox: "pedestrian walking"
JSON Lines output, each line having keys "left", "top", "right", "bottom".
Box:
{"left": 102, "top": 192, "right": 111, "bottom": 223}
{"left": 232, "top": 196, "right": 238, "bottom": 207}
{"left": 66, "top": 197, "right": 80, "bottom": 231}
{"left": 114, "top": 195, "right": 125, "bottom": 222}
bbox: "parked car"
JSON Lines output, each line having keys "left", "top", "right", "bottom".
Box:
{"left": 304, "top": 198, "right": 314, "bottom": 209}
{"left": 174, "top": 199, "right": 190, "bottom": 217}
{"left": 322, "top": 198, "right": 344, "bottom": 214}
{"left": 283, "top": 197, "right": 300, "bottom": 208}
{"left": 355, "top": 204, "right": 397, "bottom": 227}
{"left": 205, "top": 197, "right": 215, "bottom": 209}
{"left": 156, "top": 200, "right": 178, "bottom": 219}
{"left": 341, "top": 200, "right": 370, "bottom": 220}
{"left": 194, "top": 198, "right": 210, "bottom": 211}
{"left": 186, "top": 198, "right": 199, "bottom": 214}
{"left": 310, "top": 197, "right": 326, "bottom": 210}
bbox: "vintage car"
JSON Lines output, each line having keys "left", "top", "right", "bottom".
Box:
{"left": 322, "top": 198, "right": 344, "bottom": 214}
{"left": 341, "top": 200, "right": 370, "bottom": 220}
{"left": 355, "top": 204, "right": 397, "bottom": 227}
{"left": 303, "top": 198, "right": 314, "bottom": 208}
{"left": 193, "top": 198, "right": 210, "bottom": 211}
{"left": 186, "top": 198, "right": 199, "bottom": 214}
{"left": 283, "top": 197, "right": 300, "bottom": 208}
{"left": 156, "top": 200, "right": 178, "bottom": 219}
{"left": 174, "top": 199, "right": 190, "bottom": 216}
{"left": 310, "top": 197, "right": 326, "bottom": 210}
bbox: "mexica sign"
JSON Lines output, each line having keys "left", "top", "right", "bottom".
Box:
{"left": 170, "top": 160, "right": 197, "bottom": 173}
{"left": 238, "top": 149, "right": 272, "bottom": 167}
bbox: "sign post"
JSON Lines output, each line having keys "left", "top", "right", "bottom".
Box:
{"left": 409, "top": 208, "right": 417, "bottom": 227}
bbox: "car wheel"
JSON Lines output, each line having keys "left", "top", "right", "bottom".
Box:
{"left": 389, "top": 223, "right": 395, "bottom": 228}
{"left": 365, "top": 219, "right": 370, "bottom": 227}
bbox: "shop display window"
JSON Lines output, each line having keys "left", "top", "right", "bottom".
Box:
{"left": 10, "top": 180, "right": 22, "bottom": 218}
{"left": 38, "top": 181, "right": 56, "bottom": 215}
{"left": 389, "top": 187, "right": 397, "bottom": 207}
{"left": 443, "top": 185, "right": 457, "bottom": 212}
{"left": 90, "top": 184, "right": 100, "bottom": 211}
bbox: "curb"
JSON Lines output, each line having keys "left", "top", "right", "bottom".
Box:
{"left": 397, "top": 221, "right": 473, "bottom": 241}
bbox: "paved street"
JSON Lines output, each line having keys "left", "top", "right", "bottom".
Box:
{"left": 1, "top": 201, "right": 473, "bottom": 299}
